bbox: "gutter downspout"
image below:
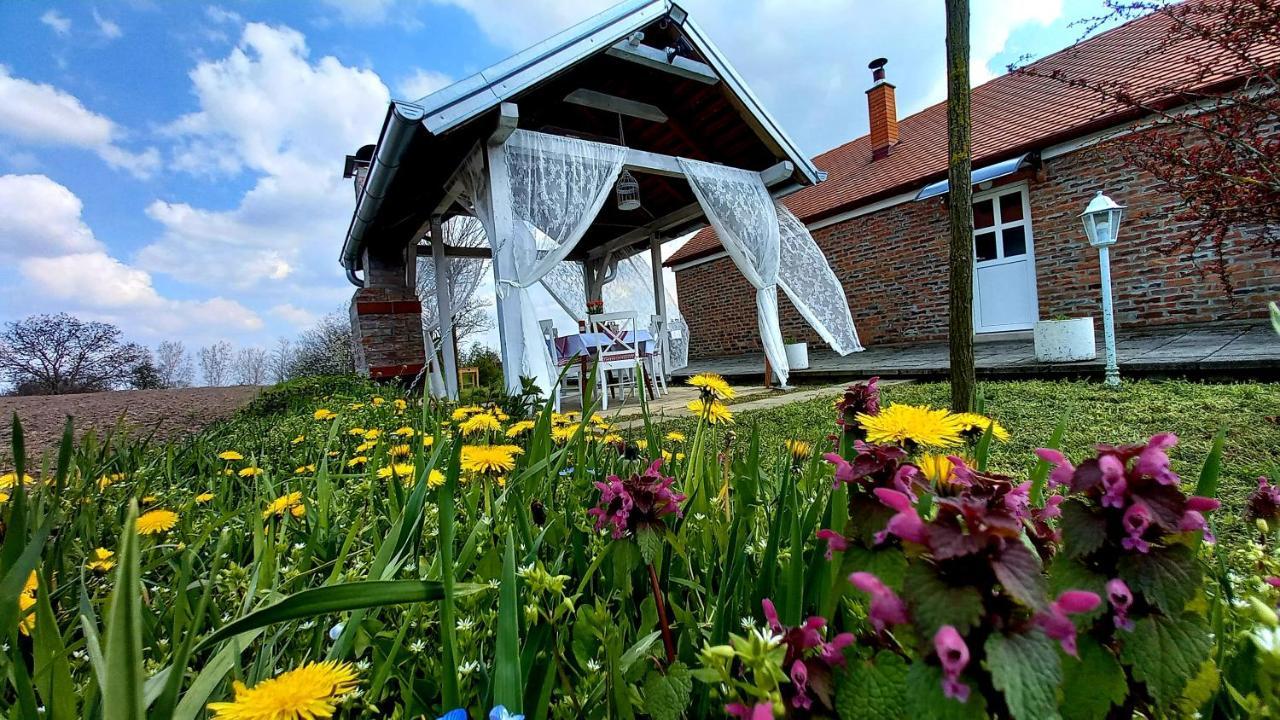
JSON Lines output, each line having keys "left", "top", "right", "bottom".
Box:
{"left": 340, "top": 101, "right": 426, "bottom": 287}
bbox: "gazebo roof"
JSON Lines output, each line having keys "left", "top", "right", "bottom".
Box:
{"left": 340, "top": 0, "right": 822, "bottom": 281}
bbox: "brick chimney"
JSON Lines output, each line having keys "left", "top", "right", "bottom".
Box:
{"left": 866, "top": 58, "right": 898, "bottom": 160}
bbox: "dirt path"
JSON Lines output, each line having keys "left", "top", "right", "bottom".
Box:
{"left": 0, "top": 386, "right": 263, "bottom": 467}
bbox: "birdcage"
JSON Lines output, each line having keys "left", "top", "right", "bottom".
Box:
{"left": 615, "top": 169, "right": 641, "bottom": 211}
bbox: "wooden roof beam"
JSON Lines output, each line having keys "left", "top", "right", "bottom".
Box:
{"left": 606, "top": 38, "right": 719, "bottom": 85}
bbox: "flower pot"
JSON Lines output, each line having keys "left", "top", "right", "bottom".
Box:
{"left": 1033, "top": 317, "right": 1097, "bottom": 362}
{"left": 785, "top": 342, "right": 810, "bottom": 370}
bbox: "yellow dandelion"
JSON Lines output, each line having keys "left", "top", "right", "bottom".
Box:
{"left": 217, "top": 451, "right": 243, "bottom": 461}
{"left": 427, "top": 469, "right": 446, "bottom": 488}
{"left": 589, "top": 413, "right": 607, "bottom": 426}
{"left": 917, "top": 454, "right": 957, "bottom": 485}
{"left": 856, "top": 404, "right": 965, "bottom": 448}
{"left": 263, "top": 492, "right": 305, "bottom": 519}
{"left": 354, "top": 441, "right": 377, "bottom": 453}
{"left": 291, "top": 435, "right": 306, "bottom": 445}
{"left": 346, "top": 456, "right": 369, "bottom": 468}
{"left": 195, "top": 492, "right": 216, "bottom": 503}
{"left": 461, "top": 445, "right": 517, "bottom": 474}
{"left": 688, "top": 372, "right": 736, "bottom": 400}
{"left": 386, "top": 444, "right": 410, "bottom": 458}
{"left": 347, "top": 427, "right": 368, "bottom": 436}
{"left": 238, "top": 466, "right": 263, "bottom": 478}
{"left": 451, "top": 405, "right": 484, "bottom": 421}
{"left": 371, "top": 397, "right": 385, "bottom": 407}
{"left": 207, "top": 660, "right": 358, "bottom": 720}
{"left": 294, "top": 464, "right": 316, "bottom": 475}
{"left": 348, "top": 403, "right": 365, "bottom": 410}
{"left": 952, "top": 413, "right": 1011, "bottom": 442}
{"left": 376, "top": 463, "right": 416, "bottom": 481}
{"left": 494, "top": 409, "right": 509, "bottom": 422}
{"left": 505, "top": 420, "right": 536, "bottom": 438}
{"left": 142, "top": 495, "right": 158, "bottom": 504}
{"left": 290, "top": 504, "right": 306, "bottom": 518}
{"left": 785, "top": 439, "right": 813, "bottom": 462}
{"left": 0, "top": 472, "right": 35, "bottom": 489}
{"left": 393, "top": 398, "right": 407, "bottom": 412}
{"left": 392, "top": 426, "right": 416, "bottom": 438}
{"left": 137, "top": 509, "right": 179, "bottom": 535}
{"left": 551, "top": 424, "right": 582, "bottom": 444}
{"left": 688, "top": 398, "right": 734, "bottom": 425}
{"left": 665, "top": 431, "right": 686, "bottom": 443}
{"left": 676, "top": 452, "right": 686, "bottom": 461}
{"left": 422, "top": 435, "right": 435, "bottom": 448}
{"left": 635, "top": 439, "right": 649, "bottom": 450}
{"left": 86, "top": 548, "right": 116, "bottom": 573}
{"left": 0, "top": 493, "right": 9, "bottom": 503}
{"left": 17, "top": 571, "right": 37, "bottom": 635}
{"left": 459, "top": 413, "right": 502, "bottom": 436}
{"left": 602, "top": 433, "right": 622, "bottom": 444}
{"left": 662, "top": 449, "right": 673, "bottom": 462}
{"left": 363, "top": 429, "right": 382, "bottom": 441}
{"left": 313, "top": 409, "right": 337, "bottom": 421}
{"left": 97, "top": 472, "right": 125, "bottom": 490}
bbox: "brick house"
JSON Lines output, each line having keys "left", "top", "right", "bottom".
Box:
{"left": 665, "top": 9, "right": 1280, "bottom": 360}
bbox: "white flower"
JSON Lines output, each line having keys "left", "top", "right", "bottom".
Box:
{"left": 585, "top": 659, "right": 602, "bottom": 673}
{"left": 1254, "top": 626, "right": 1280, "bottom": 655}
{"left": 457, "top": 617, "right": 475, "bottom": 632}
{"left": 459, "top": 660, "right": 480, "bottom": 676}
{"left": 409, "top": 639, "right": 427, "bottom": 653}
{"left": 329, "top": 622, "right": 345, "bottom": 640}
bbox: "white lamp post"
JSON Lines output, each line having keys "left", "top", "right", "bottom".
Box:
{"left": 1080, "top": 191, "right": 1124, "bottom": 386}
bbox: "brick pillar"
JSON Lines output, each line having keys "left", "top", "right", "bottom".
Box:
{"left": 349, "top": 244, "right": 426, "bottom": 382}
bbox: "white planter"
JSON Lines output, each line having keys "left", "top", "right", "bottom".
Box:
{"left": 1034, "top": 318, "right": 1097, "bottom": 362}
{"left": 785, "top": 342, "right": 810, "bottom": 370}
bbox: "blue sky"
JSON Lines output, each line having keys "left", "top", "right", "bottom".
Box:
{"left": 0, "top": 0, "right": 1109, "bottom": 362}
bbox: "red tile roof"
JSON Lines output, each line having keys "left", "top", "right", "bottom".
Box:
{"left": 667, "top": 3, "right": 1278, "bottom": 266}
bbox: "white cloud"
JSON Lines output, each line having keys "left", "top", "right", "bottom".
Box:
{"left": 205, "top": 6, "right": 242, "bottom": 24}
{"left": 397, "top": 68, "right": 451, "bottom": 101}
{"left": 0, "top": 174, "right": 262, "bottom": 339}
{"left": 0, "top": 66, "right": 159, "bottom": 178}
{"left": 319, "top": 0, "right": 403, "bottom": 25}
{"left": 40, "top": 10, "right": 71, "bottom": 36}
{"left": 92, "top": 8, "right": 123, "bottom": 40}
{"left": 270, "top": 303, "right": 318, "bottom": 328}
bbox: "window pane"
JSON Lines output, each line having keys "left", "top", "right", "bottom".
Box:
{"left": 1003, "top": 225, "right": 1027, "bottom": 257}
{"left": 973, "top": 198, "right": 995, "bottom": 229}
{"left": 975, "top": 231, "right": 997, "bottom": 261}
{"left": 999, "top": 191, "right": 1024, "bottom": 223}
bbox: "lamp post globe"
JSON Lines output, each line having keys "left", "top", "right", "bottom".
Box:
{"left": 1080, "top": 191, "right": 1124, "bottom": 386}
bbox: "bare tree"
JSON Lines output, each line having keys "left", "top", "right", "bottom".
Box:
{"left": 0, "top": 313, "right": 148, "bottom": 395}
{"left": 416, "top": 216, "right": 494, "bottom": 351}
{"left": 233, "top": 347, "right": 268, "bottom": 385}
{"left": 289, "top": 311, "right": 356, "bottom": 378}
{"left": 945, "top": 0, "right": 976, "bottom": 413}
{"left": 199, "top": 341, "right": 233, "bottom": 387}
{"left": 268, "top": 338, "right": 294, "bottom": 384}
{"left": 154, "top": 340, "right": 194, "bottom": 389}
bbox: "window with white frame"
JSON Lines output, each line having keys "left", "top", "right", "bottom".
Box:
{"left": 972, "top": 187, "right": 1030, "bottom": 263}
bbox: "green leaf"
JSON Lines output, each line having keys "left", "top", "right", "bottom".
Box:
{"left": 642, "top": 662, "right": 692, "bottom": 720}
{"left": 903, "top": 662, "right": 987, "bottom": 720}
{"left": 903, "top": 562, "right": 984, "bottom": 638}
{"left": 1195, "top": 426, "right": 1226, "bottom": 498}
{"left": 1117, "top": 544, "right": 1201, "bottom": 613}
{"left": 1029, "top": 414, "right": 1067, "bottom": 507}
{"left": 196, "top": 579, "right": 469, "bottom": 651}
{"left": 1120, "top": 612, "right": 1212, "bottom": 707}
{"left": 984, "top": 630, "right": 1063, "bottom": 720}
{"left": 991, "top": 543, "right": 1049, "bottom": 610}
{"left": 1059, "top": 636, "right": 1127, "bottom": 720}
{"left": 836, "top": 651, "right": 908, "bottom": 720}
{"left": 842, "top": 546, "right": 908, "bottom": 592}
{"left": 494, "top": 525, "right": 523, "bottom": 712}
{"left": 636, "top": 527, "right": 664, "bottom": 566}
{"left": 1059, "top": 500, "right": 1108, "bottom": 559}
{"left": 1046, "top": 556, "right": 1108, "bottom": 624}
{"left": 32, "top": 570, "right": 75, "bottom": 720}
{"left": 104, "top": 503, "right": 144, "bottom": 720}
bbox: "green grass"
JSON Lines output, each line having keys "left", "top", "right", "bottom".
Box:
{"left": 661, "top": 379, "right": 1280, "bottom": 563}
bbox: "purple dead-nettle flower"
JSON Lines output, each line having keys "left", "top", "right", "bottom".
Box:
{"left": 1247, "top": 476, "right": 1280, "bottom": 522}
{"left": 1106, "top": 578, "right": 1135, "bottom": 631}
{"left": 1003, "top": 481, "right": 1032, "bottom": 520}
{"left": 1133, "top": 432, "right": 1179, "bottom": 486}
{"left": 815, "top": 529, "right": 850, "bottom": 559}
{"left": 1121, "top": 500, "right": 1154, "bottom": 553}
{"left": 587, "top": 459, "right": 685, "bottom": 540}
{"left": 873, "top": 488, "right": 928, "bottom": 545}
{"left": 945, "top": 455, "right": 976, "bottom": 488}
{"left": 1099, "top": 454, "right": 1129, "bottom": 509}
{"left": 933, "top": 625, "right": 971, "bottom": 703}
{"left": 824, "top": 442, "right": 908, "bottom": 490}
{"left": 1035, "top": 590, "right": 1101, "bottom": 656}
{"left": 760, "top": 599, "right": 854, "bottom": 712}
{"left": 1041, "top": 494, "right": 1065, "bottom": 520}
{"left": 1034, "top": 448, "right": 1075, "bottom": 488}
{"left": 891, "top": 464, "right": 922, "bottom": 497}
{"left": 848, "top": 571, "right": 909, "bottom": 632}
{"left": 836, "top": 377, "right": 880, "bottom": 435}
{"left": 725, "top": 702, "right": 774, "bottom": 720}
{"left": 1179, "top": 496, "right": 1222, "bottom": 543}
{"left": 1267, "top": 577, "right": 1280, "bottom": 589}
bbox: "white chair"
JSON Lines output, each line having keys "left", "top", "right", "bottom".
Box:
{"left": 647, "top": 314, "right": 668, "bottom": 396}
{"left": 539, "top": 320, "right": 581, "bottom": 411}
{"left": 588, "top": 312, "right": 641, "bottom": 410}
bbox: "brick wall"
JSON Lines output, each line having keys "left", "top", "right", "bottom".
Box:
{"left": 349, "top": 286, "right": 427, "bottom": 380}
{"left": 675, "top": 135, "right": 1280, "bottom": 359}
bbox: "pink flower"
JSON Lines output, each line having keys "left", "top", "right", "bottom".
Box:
{"left": 1106, "top": 578, "right": 1135, "bottom": 631}
{"left": 1179, "top": 496, "right": 1220, "bottom": 543}
{"left": 1035, "top": 590, "right": 1101, "bottom": 656}
{"left": 1266, "top": 577, "right": 1280, "bottom": 589}
{"left": 1247, "top": 477, "right": 1280, "bottom": 521}
{"left": 1121, "top": 500, "right": 1153, "bottom": 553}
{"left": 1034, "top": 448, "right": 1075, "bottom": 488}
{"left": 1133, "top": 432, "right": 1179, "bottom": 485}
{"left": 1099, "top": 454, "right": 1128, "bottom": 508}
{"left": 873, "top": 488, "right": 928, "bottom": 545}
{"left": 933, "top": 626, "right": 970, "bottom": 703}
{"left": 1041, "top": 494, "right": 1065, "bottom": 520}
{"left": 758, "top": 599, "right": 851, "bottom": 712}
{"left": 725, "top": 702, "right": 774, "bottom": 720}
{"left": 848, "top": 572, "right": 909, "bottom": 632}
{"left": 815, "top": 529, "right": 850, "bottom": 559}
{"left": 587, "top": 460, "right": 685, "bottom": 539}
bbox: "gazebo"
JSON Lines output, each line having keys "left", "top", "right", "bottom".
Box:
{"left": 339, "top": 0, "right": 861, "bottom": 400}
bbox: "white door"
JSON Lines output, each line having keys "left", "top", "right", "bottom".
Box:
{"left": 972, "top": 186, "right": 1038, "bottom": 333}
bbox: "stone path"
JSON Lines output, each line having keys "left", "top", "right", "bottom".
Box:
{"left": 675, "top": 321, "right": 1279, "bottom": 383}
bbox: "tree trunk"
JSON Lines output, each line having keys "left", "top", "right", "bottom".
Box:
{"left": 945, "top": 0, "right": 976, "bottom": 413}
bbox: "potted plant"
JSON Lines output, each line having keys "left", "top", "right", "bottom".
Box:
{"left": 1033, "top": 315, "right": 1097, "bottom": 362}
{"left": 586, "top": 299, "right": 604, "bottom": 316}
{"left": 784, "top": 336, "right": 810, "bottom": 370}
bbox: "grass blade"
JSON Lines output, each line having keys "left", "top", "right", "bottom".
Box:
{"left": 1029, "top": 413, "right": 1068, "bottom": 507}
{"left": 494, "top": 525, "right": 523, "bottom": 712}
{"left": 33, "top": 569, "right": 76, "bottom": 719}
{"left": 103, "top": 502, "right": 144, "bottom": 720}
{"left": 1195, "top": 425, "right": 1227, "bottom": 498}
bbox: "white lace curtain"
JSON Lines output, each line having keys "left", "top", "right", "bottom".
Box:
{"left": 776, "top": 203, "right": 862, "bottom": 354}
{"left": 678, "top": 158, "right": 790, "bottom": 385}
{"left": 459, "top": 130, "right": 626, "bottom": 394}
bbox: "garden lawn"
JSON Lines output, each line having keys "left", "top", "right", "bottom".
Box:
{"left": 660, "top": 379, "right": 1280, "bottom": 564}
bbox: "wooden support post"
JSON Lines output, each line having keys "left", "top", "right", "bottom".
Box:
{"left": 430, "top": 214, "right": 459, "bottom": 400}
{"left": 487, "top": 109, "right": 527, "bottom": 395}
{"left": 763, "top": 354, "right": 773, "bottom": 389}
{"left": 649, "top": 235, "right": 668, "bottom": 384}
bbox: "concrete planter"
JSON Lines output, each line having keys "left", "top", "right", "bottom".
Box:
{"left": 785, "top": 342, "right": 810, "bottom": 370}
{"left": 1033, "top": 317, "right": 1097, "bottom": 362}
